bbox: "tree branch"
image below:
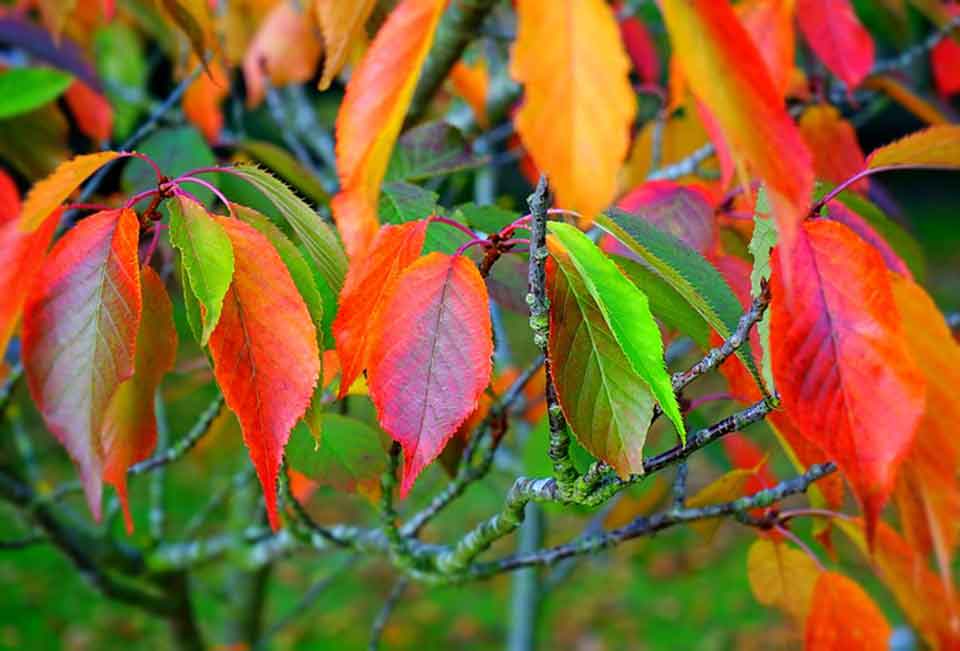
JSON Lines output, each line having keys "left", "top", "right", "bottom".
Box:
{"left": 129, "top": 395, "right": 223, "bottom": 476}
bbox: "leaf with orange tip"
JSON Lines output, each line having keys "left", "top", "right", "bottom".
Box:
{"left": 805, "top": 572, "right": 891, "bottom": 650}
{"left": 22, "top": 208, "right": 141, "bottom": 521}
{"left": 102, "top": 266, "right": 177, "bottom": 534}
{"left": 659, "top": 0, "right": 812, "bottom": 245}
{"left": 796, "top": 0, "right": 875, "bottom": 89}
{"left": 243, "top": 1, "right": 324, "bottom": 108}
{"left": 208, "top": 217, "right": 321, "bottom": 530}
{"left": 333, "top": 220, "right": 427, "bottom": 399}
{"left": 866, "top": 125, "right": 960, "bottom": 170}
{"left": 20, "top": 151, "right": 121, "bottom": 231}
{"left": 890, "top": 274, "right": 960, "bottom": 567}
{"left": 332, "top": 0, "right": 445, "bottom": 258}
{"left": 367, "top": 253, "right": 492, "bottom": 496}
{"left": 769, "top": 220, "right": 925, "bottom": 539}
{"left": 736, "top": 0, "right": 796, "bottom": 98}
{"left": 747, "top": 538, "right": 821, "bottom": 621}
{"left": 799, "top": 104, "right": 868, "bottom": 192}
{"left": 64, "top": 81, "right": 113, "bottom": 144}
{"left": 315, "top": 0, "right": 378, "bottom": 91}
{"left": 183, "top": 56, "right": 228, "bottom": 144}
{"left": 510, "top": 0, "right": 636, "bottom": 223}
{"left": 0, "top": 202, "right": 60, "bottom": 357}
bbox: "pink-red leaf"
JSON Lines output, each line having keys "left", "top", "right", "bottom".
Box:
{"left": 617, "top": 181, "right": 716, "bottom": 254}
{"left": 102, "top": 266, "right": 177, "bottom": 533}
{"left": 770, "top": 220, "right": 925, "bottom": 539}
{"left": 208, "top": 218, "right": 321, "bottom": 530}
{"left": 367, "top": 252, "right": 493, "bottom": 496}
{"left": 805, "top": 572, "right": 891, "bottom": 650}
{"left": 796, "top": 0, "right": 875, "bottom": 88}
{"left": 22, "top": 208, "right": 142, "bottom": 520}
{"left": 332, "top": 0, "right": 446, "bottom": 258}
{"left": 333, "top": 220, "right": 428, "bottom": 398}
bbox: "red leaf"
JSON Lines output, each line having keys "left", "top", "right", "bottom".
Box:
{"left": 333, "top": 220, "right": 428, "bottom": 399}
{"left": 932, "top": 34, "right": 960, "bottom": 97}
{"left": 770, "top": 220, "right": 925, "bottom": 539}
{"left": 102, "top": 266, "right": 177, "bottom": 533}
{"left": 22, "top": 209, "right": 142, "bottom": 520}
{"left": 208, "top": 217, "right": 321, "bottom": 530}
{"left": 616, "top": 3, "right": 660, "bottom": 84}
{"left": 823, "top": 201, "right": 910, "bottom": 277}
{"left": 64, "top": 81, "right": 113, "bottom": 144}
{"left": 737, "top": 0, "right": 796, "bottom": 98}
{"left": 722, "top": 434, "right": 777, "bottom": 495}
{"left": 617, "top": 180, "right": 716, "bottom": 254}
{"left": 0, "top": 168, "right": 18, "bottom": 223}
{"left": 796, "top": 0, "right": 875, "bottom": 89}
{"left": 805, "top": 572, "right": 892, "bottom": 650}
{"left": 367, "top": 253, "right": 493, "bottom": 496}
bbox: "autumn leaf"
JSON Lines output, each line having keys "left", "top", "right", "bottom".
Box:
{"left": 315, "top": 0, "right": 378, "bottom": 91}
{"left": 799, "top": 104, "right": 868, "bottom": 191}
{"left": 64, "top": 81, "right": 114, "bottom": 144}
{"left": 22, "top": 208, "right": 142, "bottom": 521}
{"left": 448, "top": 59, "right": 490, "bottom": 129}
{"left": 546, "top": 240, "right": 657, "bottom": 478}
{"left": 208, "top": 218, "right": 321, "bottom": 530}
{"left": 736, "top": 0, "right": 796, "bottom": 97}
{"left": 243, "top": 1, "right": 324, "bottom": 107}
{"left": 0, "top": 201, "right": 60, "bottom": 357}
{"left": 866, "top": 125, "right": 960, "bottom": 170}
{"left": 332, "top": 0, "right": 446, "bottom": 258}
{"left": 511, "top": 0, "right": 636, "bottom": 223}
{"left": 617, "top": 2, "right": 660, "bottom": 84}
{"left": 659, "top": 0, "right": 812, "bottom": 245}
{"left": 333, "top": 220, "right": 428, "bottom": 398}
{"left": 367, "top": 252, "right": 492, "bottom": 496}
{"left": 183, "top": 55, "right": 228, "bottom": 144}
{"left": 805, "top": 572, "right": 892, "bottom": 651}
{"left": 796, "top": 0, "right": 875, "bottom": 89}
{"left": 159, "top": 0, "right": 217, "bottom": 65}
{"left": 102, "top": 266, "right": 177, "bottom": 534}
{"left": 890, "top": 274, "right": 960, "bottom": 575}
{"left": 616, "top": 181, "right": 716, "bottom": 254}
{"left": 770, "top": 219, "right": 925, "bottom": 538}
{"left": 20, "top": 151, "right": 121, "bottom": 231}
{"left": 932, "top": 27, "right": 960, "bottom": 97}
{"left": 168, "top": 194, "right": 234, "bottom": 345}
{"left": 822, "top": 201, "right": 910, "bottom": 277}
{"left": 686, "top": 469, "right": 754, "bottom": 540}
{"left": 747, "top": 538, "right": 821, "bottom": 621}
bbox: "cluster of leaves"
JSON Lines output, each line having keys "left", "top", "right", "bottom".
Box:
{"left": 2, "top": 0, "right": 960, "bottom": 648}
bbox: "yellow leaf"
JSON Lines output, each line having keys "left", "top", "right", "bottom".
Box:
{"left": 20, "top": 151, "right": 121, "bottom": 231}
{"left": 510, "top": 0, "right": 636, "bottom": 223}
{"left": 747, "top": 537, "right": 821, "bottom": 621}
{"left": 332, "top": 0, "right": 446, "bottom": 258}
{"left": 866, "top": 124, "right": 960, "bottom": 170}
{"left": 315, "top": 0, "right": 377, "bottom": 91}
{"left": 686, "top": 468, "right": 753, "bottom": 540}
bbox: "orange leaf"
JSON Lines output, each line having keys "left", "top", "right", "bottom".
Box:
{"left": 747, "top": 538, "right": 821, "bottom": 621}
{"left": 367, "top": 253, "right": 492, "bottom": 496}
{"left": 770, "top": 220, "right": 925, "bottom": 539}
{"left": 332, "top": 220, "right": 427, "bottom": 398}
{"left": 0, "top": 192, "right": 60, "bottom": 356}
{"left": 243, "top": 1, "right": 324, "bottom": 107}
{"left": 863, "top": 75, "right": 951, "bottom": 126}
{"left": 659, "top": 0, "right": 812, "bottom": 245}
{"left": 799, "top": 104, "right": 868, "bottom": 191}
{"left": 332, "top": 0, "right": 446, "bottom": 258}
{"left": 20, "top": 151, "right": 121, "bottom": 231}
{"left": 737, "top": 0, "right": 796, "bottom": 98}
{"left": 208, "top": 218, "right": 321, "bottom": 530}
{"left": 315, "top": 0, "right": 377, "bottom": 91}
{"left": 64, "top": 81, "right": 113, "bottom": 144}
{"left": 449, "top": 59, "right": 490, "bottom": 129}
{"left": 890, "top": 275, "right": 960, "bottom": 570}
{"left": 866, "top": 125, "right": 960, "bottom": 170}
{"left": 183, "top": 56, "right": 229, "bottom": 144}
{"left": 22, "top": 209, "right": 142, "bottom": 520}
{"left": 102, "top": 266, "right": 177, "bottom": 533}
{"left": 805, "top": 572, "right": 891, "bottom": 650}
{"left": 796, "top": 0, "right": 875, "bottom": 89}
{"left": 510, "top": 0, "right": 636, "bottom": 222}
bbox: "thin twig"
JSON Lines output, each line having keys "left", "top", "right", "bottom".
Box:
{"left": 369, "top": 578, "right": 410, "bottom": 651}
{"left": 129, "top": 396, "right": 223, "bottom": 476}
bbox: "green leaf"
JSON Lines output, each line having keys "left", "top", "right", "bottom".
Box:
{"left": 287, "top": 414, "right": 390, "bottom": 496}
{"left": 227, "top": 163, "right": 347, "bottom": 301}
{"left": 547, "top": 222, "right": 685, "bottom": 442}
{"left": 596, "top": 208, "right": 766, "bottom": 394}
{"left": 168, "top": 195, "right": 234, "bottom": 345}
{"left": 93, "top": 23, "right": 146, "bottom": 139}
{"left": 234, "top": 203, "right": 330, "bottom": 349}
{"left": 379, "top": 182, "right": 438, "bottom": 224}
{"left": 748, "top": 209, "right": 778, "bottom": 393}
{"left": 384, "top": 121, "right": 479, "bottom": 182}
{"left": 0, "top": 68, "right": 73, "bottom": 120}
{"left": 456, "top": 202, "right": 521, "bottom": 235}
{"left": 239, "top": 140, "right": 330, "bottom": 207}
{"left": 123, "top": 126, "right": 216, "bottom": 202}
{"left": 548, "top": 244, "right": 658, "bottom": 476}
{"left": 613, "top": 255, "right": 710, "bottom": 348}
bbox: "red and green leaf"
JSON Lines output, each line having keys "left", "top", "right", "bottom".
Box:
{"left": 367, "top": 252, "right": 493, "bottom": 496}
